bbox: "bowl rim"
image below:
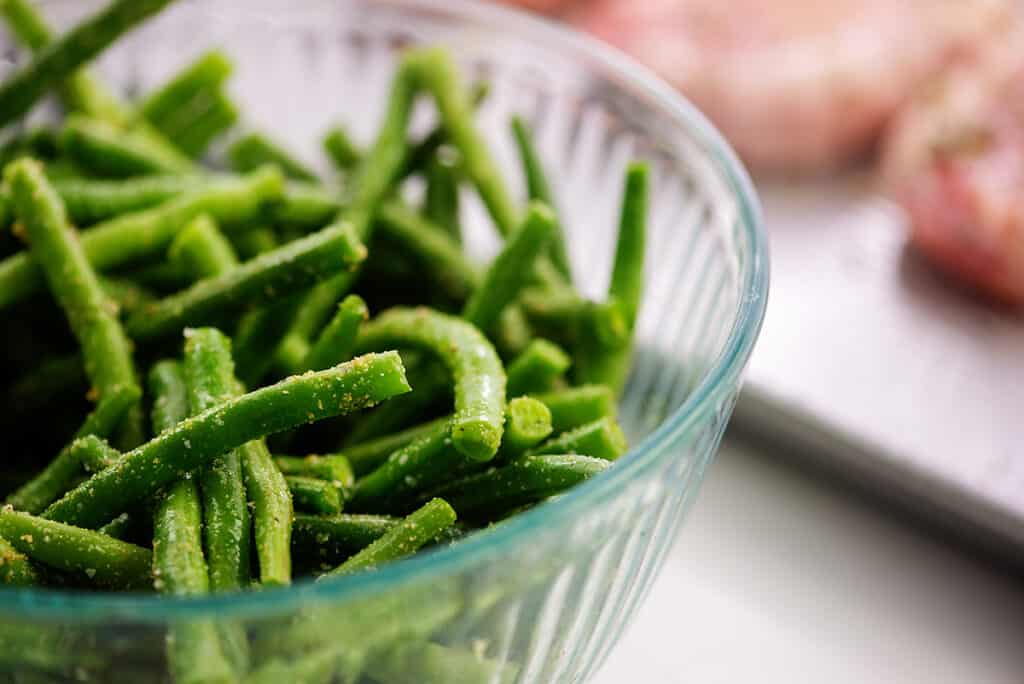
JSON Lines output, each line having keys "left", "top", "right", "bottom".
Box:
{"left": 0, "top": 0, "right": 769, "bottom": 621}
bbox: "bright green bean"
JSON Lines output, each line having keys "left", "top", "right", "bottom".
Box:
{"left": 431, "top": 454, "right": 608, "bottom": 519}
{"left": 355, "top": 307, "right": 506, "bottom": 461}
{"left": 43, "top": 351, "right": 410, "bottom": 528}
{"left": 511, "top": 115, "right": 572, "bottom": 279}
{"left": 534, "top": 385, "right": 617, "bottom": 434}
{"left": 50, "top": 173, "right": 203, "bottom": 225}
{"left": 462, "top": 201, "right": 555, "bottom": 331}
{"left": 0, "top": 0, "right": 178, "bottom": 126}
{"left": 287, "top": 476, "right": 343, "bottom": 515}
{"left": 6, "top": 158, "right": 142, "bottom": 441}
{"left": 499, "top": 397, "right": 553, "bottom": 459}
{"left": 274, "top": 455, "right": 354, "bottom": 489}
{"left": 0, "top": 166, "right": 284, "bottom": 310}
{"left": 297, "top": 294, "right": 368, "bottom": 373}
{"left": 153, "top": 473, "right": 207, "bottom": 596}
{"left": 183, "top": 327, "right": 251, "bottom": 591}
{"left": 232, "top": 225, "right": 278, "bottom": 259}
{"left": 125, "top": 221, "right": 367, "bottom": 341}
{"left": 323, "top": 498, "right": 456, "bottom": 577}
{"left": 322, "top": 125, "right": 361, "bottom": 171}
{"left": 239, "top": 437, "right": 293, "bottom": 586}
{"left": 505, "top": 339, "right": 571, "bottom": 396}
{"left": 229, "top": 132, "right": 318, "bottom": 181}
{"left": 270, "top": 181, "right": 342, "bottom": 231}
{"left": 574, "top": 162, "right": 648, "bottom": 391}
{"left": 530, "top": 416, "right": 627, "bottom": 461}
{"left": 167, "top": 213, "right": 240, "bottom": 279}
{"left": 0, "top": 536, "right": 39, "bottom": 585}
{"left": 60, "top": 115, "right": 193, "bottom": 177}
{"left": 69, "top": 435, "right": 120, "bottom": 474}
{"left": 172, "top": 88, "right": 238, "bottom": 158}
{"left": 139, "top": 50, "right": 233, "bottom": 132}
{"left": 0, "top": 509, "right": 152, "bottom": 589}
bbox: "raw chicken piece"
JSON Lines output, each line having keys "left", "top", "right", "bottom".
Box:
{"left": 882, "top": 36, "right": 1024, "bottom": 306}
{"left": 573, "top": 0, "right": 1011, "bottom": 172}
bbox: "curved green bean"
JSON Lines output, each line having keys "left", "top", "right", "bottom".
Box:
{"left": 296, "top": 294, "right": 367, "bottom": 373}
{"left": 462, "top": 201, "right": 555, "bottom": 331}
{"left": 183, "top": 327, "right": 251, "bottom": 591}
{"left": 60, "top": 115, "right": 193, "bottom": 177}
{"left": 0, "top": 509, "right": 152, "bottom": 589}
{"left": 6, "top": 158, "right": 142, "bottom": 441}
{"left": 323, "top": 498, "right": 456, "bottom": 577}
{"left": 126, "top": 221, "right": 366, "bottom": 341}
{"left": 287, "top": 476, "right": 343, "bottom": 515}
{"left": 43, "top": 351, "right": 410, "bottom": 528}
{"left": 505, "top": 339, "right": 571, "bottom": 396}
{"left": 0, "top": 0, "right": 178, "bottom": 126}
{"left": 355, "top": 307, "right": 506, "bottom": 461}
{"left": 0, "top": 166, "right": 284, "bottom": 310}
{"left": 168, "top": 213, "right": 239, "bottom": 279}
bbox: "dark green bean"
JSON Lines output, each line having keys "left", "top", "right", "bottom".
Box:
{"left": 167, "top": 213, "right": 240, "bottom": 279}
{"left": 60, "top": 115, "right": 193, "bottom": 177}
{"left": 511, "top": 115, "right": 572, "bottom": 280}
{"left": 125, "top": 221, "right": 367, "bottom": 341}
{"left": 0, "top": 509, "right": 152, "bottom": 589}
{"left": 530, "top": 416, "right": 627, "bottom": 461}
{"left": 462, "top": 201, "right": 555, "bottom": 331}
{"left": 355, "top": 307, "right": 506, "bottom": 461}
{"left": 148, "top": 360, "right": 189, "bottom": 434}
{"left": 0, "top": 0, "right": 179, "bottom": 126}
{"left": 287, "top": 476, "right": 343, "bottom": 515}
{"left": 323, "top": 498, "right": 456, "bottom": 577}
{"left": 232, "top": 295, "right": 303, "bottom": 388}
{"left": 430, "top": 454, "right": 608, "bottom": 519}
{"left": 0, "top": 536, "right": 39, "bottom": 585}
{"left": 229, "top": 132, "right": 318, "bottom": 181}
{"left": 96, "top": 512, "right": 132, "bottom": 540}
{"left": 183, "top": 327, "right": 251, "bottom": 591}
{"left": 292, "top": 294, "right": 367, "bottom": 373}
{"left": 43, "top": 351, "right": 410, "bottom": 528}
{"left": 505, "top": 339, "right": 571, "bottom": 396}
{"left": 0, "top": 167, "right": 284, "bottom": 310}
{"left": 7, "top": 158, "right": 143, "bottom": 442}
{"left": 274, "top": 455, "right": 354, "bottom": 489}
{"left": 291, "top": 513, "right": 396, "bottom": 563}
{"left": 338, "top": 417, "right": 448, "bottom": 476}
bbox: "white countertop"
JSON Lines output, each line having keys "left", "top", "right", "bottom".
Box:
{"left": 593, "top": 435, "right": 1024, "bottom": 684}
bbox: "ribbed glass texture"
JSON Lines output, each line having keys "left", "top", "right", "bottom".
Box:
{"left": 0, "top": 1, "right": 768, "bottom": 681}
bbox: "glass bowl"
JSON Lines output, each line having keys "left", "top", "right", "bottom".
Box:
{"left": 0, "top": 0, "right": 768, "bottom": 681}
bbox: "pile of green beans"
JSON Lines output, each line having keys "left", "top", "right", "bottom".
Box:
{"left": 0, "top": 3, "right": 649, "bottom": 680}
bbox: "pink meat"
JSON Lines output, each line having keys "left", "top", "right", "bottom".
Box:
{"left": 493, "top": 0, "right": 575, "bottom": 16}
{"left": 882, "top": 36, "right": 1024, "bottom": 306}
{"left": 572, "top": 0, "right": 1011, "bottom": 172}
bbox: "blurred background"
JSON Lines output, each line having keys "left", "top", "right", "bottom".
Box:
{"left": 494, "top": 1, "right": 1024, "bottom": 682}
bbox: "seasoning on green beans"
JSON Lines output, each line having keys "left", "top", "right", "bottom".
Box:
{"left": 505, "top": 339, "right": 571, "bottom": 396}
{"left": 287, "top": 476, "right": 344, "bottom": 515}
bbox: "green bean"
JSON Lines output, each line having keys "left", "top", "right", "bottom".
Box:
{"left": 172, "top": 89, "right": 238, "bottom": 158}
{"left": 291, "top": 513, "right": 397, "bottom": 563}
{"left": 279, "top": 55, "right": 417, "bottom": 365}
{"left": 60, "top": 115, "right": 193, "bottom": 177}
{"left": 322, "top": 125, "right": 361, "bottom": 171}
{"left": 348, "top": 420, "right": 456, "bottom": 512}
{"left": 183, "top": 327, "right": 251, "bottom": 591}
{"left": 150, "top": 360, "right": 236, "bottom": 683}
{"left": 296, "top": 294, "right": 367, "bottom": 373}
{"left": 0, "top": 166, "right": 284, "bottom": 310}
{"left": 232, "top": 295, "right": 302, "bottom": 388}
{"left": 323, "top": 498, "right": 456, "bottom": 577}
{"left": 0, "top": 0, "right": 178, "bottom": 126}
{"left": 70, "top": 435, "right": 121, "bottom": 474}
{"left": 270, "top": 181, "right": 341, "bottom": 231}
{"left": 239, "top": 436, "right": 293, "bottom": 586}
{"left": 365, "top": 642, "right": 518, "bottom": 684}
{"left": 376, "top": 200, "right": 479, "bottom": 302}
{"left": 286, "top": 476, "right": 343, "bottom": 515}
{"left": 499, "top": 397, "right": 553, "bottom": 459}
{"left": 574, "top": 162, "right": 648, "bottom": 391}
{"left": 462, "top": 201, "right": 555, "bottom": 331}
{"left": 43, "top": 351, "right": 410, "bottom": 528}
{"left": 99, "top": 275, "right": 157, "bottom": 314}
{"left": 505, "top": 339, "right": 571, "bottom": 396}
{"left": 139, "top": 50, "right": 233, "bottom": 132}
{"left": 96, "top": 512, "right": 132, "bottom": 540}
{"left": 0, "top": 536, "right": 39, "bottom": 585}
{"left": 274, "top": 455, "right": 354, "bottom": 489}
{"left": 229, "top": 133, "right": 317, "bottom": 181}
{"left": 534, "top": 385, "right": 616, "bottom": 434}
{"left": 400, "top": 80, "right": 491, "bottom": 179}
{"left": 0, "top": 0, "right": 53, "bottom": 53}
{"left": 6, "top": 158, "right": 142, "bottom": 440}
{"left": 430, "top": 454, "right": 608, "bottom": 519}
{"left": 511, "top": 115, "right": 572, "bottom": 280}
{"left": 232, "top": 225, "right": 278, "bottom": 260}
{"left": 520, "top": 286, "right": 627, "bottom": 345}
{"left": 406, "top": 49, "right": 518, "bottom": 237}
{"left": 125, "top": 221, "right": 367, "bottom": 341}
{"left": 167, "top": 213, "right": 239, "bottom": 279}
{"left": 530, "top": 416, "right": 626, "bottom": 461}
{"left": 0, "top": 509, "right": 151, "bottom": 589}
{"left": 339, "top": 416, "right": 448, "bottom": 476}
{"left": 424, "top": 155, "right": 461, "bottom": 243}
{"left": 355, "top": 307, "right": 506, "bottom": 461}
